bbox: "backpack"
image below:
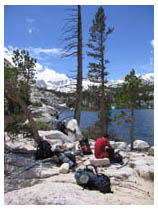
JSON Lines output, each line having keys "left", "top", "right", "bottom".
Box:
{"left": 106, "top": 148, "right": 123, "bottom": 164}
{"left": 58, "top": 152, "right": 77, "bottom": 169}
{"left": 35, "top": 140, "right": 54, "bottom": 160}
{"left": 106, "top": 148, "right": 115, "bottom": 160}
{"left": 79, "top": 138, "right": 93, "bottom": 155}
{"left": 112, "top": 153, "right": 123, "bottom": 164}
{"left": 75, "top": 164, "right": 113, "bottom": 194}
{"left": 64, "top": 152, "right": 77, "bottom": 168}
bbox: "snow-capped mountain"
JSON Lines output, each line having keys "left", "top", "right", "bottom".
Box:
{"left": 140, "top": 73, "right": 154, "bottom": 83}
{"left": 36, "top": 72, "right": 154, "bottom": 93}
{"left": 4, "top": 57, "right": 154, "bottom": 93}
{"left": 36, "top": 76, "right": 97, "bottom": 93}
{"left": 4, "top": 58, "right": 13, "bottom": 68}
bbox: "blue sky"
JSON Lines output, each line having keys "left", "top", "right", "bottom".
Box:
{"left": 4, "top": 5, "right": 154, "bottom": 81}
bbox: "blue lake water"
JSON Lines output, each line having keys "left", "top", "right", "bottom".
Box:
{"left": 60, "top": 109, "right": 154, "bottom": 146}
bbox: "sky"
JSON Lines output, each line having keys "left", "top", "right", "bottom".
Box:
{"left": 4, "top": 5, "right": 154, "bottom": 81}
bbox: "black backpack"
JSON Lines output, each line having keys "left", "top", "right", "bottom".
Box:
{"left": 106, "top": 148, "right": 123, "bottom": 164}
{"left": 64, "top": 152, "right": 77, "bottom": 168}
{"left": 35, "top": 140, "right": 54, "bottom": 160}
{"left": 79, "top": 138, "right": 93, "bottom": 155}
{"left": 75, "top": 164, "right": 113, "bottom": 194}
{"left": 56, "top": 151, "right": 77, "bottom": 169}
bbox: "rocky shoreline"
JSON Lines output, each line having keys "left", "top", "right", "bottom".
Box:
{"left": 4, "top": 130, "right": 154, "bottom": 205}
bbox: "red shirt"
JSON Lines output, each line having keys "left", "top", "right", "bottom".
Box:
{"left": 94, "top": 137, "right": 112, "bottom": 159}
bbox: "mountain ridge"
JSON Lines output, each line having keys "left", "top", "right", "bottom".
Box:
{"left": 4, "top": 57, "right": 154, "bottom": 93}
{"left": 36, "top": 72, "right": 154, "bottom": 93}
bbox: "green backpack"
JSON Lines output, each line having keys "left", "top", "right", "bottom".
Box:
{"left": 75, "top": 164, "right": 113, "bottom": 194}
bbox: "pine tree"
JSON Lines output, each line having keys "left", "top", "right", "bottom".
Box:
{"left": 4, "top": 49, "right": 41, "bottom": 145}
{"left": 115, "top": 69, "right": 142, "bottom": 150}
{"left": 62, "top": 5, "right": 83, "bottom": 125}
{"left": 87, "top": 6, "right": 114, "bottom": 136}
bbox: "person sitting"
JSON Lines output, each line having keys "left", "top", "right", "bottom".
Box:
{"left": 53, "top": 114, "right": 61, "bottom": 130}
{"left": 53, "top": 114, "right": 76, "bottom": 136}
{"left": 94, "top": 134, "right": 112, "bottom": 159}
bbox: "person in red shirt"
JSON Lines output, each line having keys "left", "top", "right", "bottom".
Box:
{"left": 94, "top": 134, "right": 112, "bottom": 159}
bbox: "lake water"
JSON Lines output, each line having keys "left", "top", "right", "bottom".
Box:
{"left": 60, "top": 109, "right": 154, "bottom": 146}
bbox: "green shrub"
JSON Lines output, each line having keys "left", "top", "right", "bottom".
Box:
{"left": 36, "top": 120, "right": 52, "bottom": 131}
{"left": 32, "top": 101, "right": 42, "bottom": 107}
{"left": 129, "top": 163, "right": 136, "bottom": 169}
{"left": 82, "top": 124, "right": 116, "bottom": 141}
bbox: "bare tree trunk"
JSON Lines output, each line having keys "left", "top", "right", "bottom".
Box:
{"left": 100, "top": 87, "right": 107, "bottom": 136}
{"left": 100, "top": 76, "right": 106, "bottom": 136}
{"left": 130, "top": 108, "right": 134, "bottom": 150}
{"left": 74, "top": 5, "right": 83, "bottom": 125}
{"left": 100, "top": 33, "right": 107, "bottom": 136}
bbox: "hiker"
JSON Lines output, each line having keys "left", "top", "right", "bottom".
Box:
{"left": 94, "top": 134, "right": 112, "bottom": 159}
{"left": 94, "top": 135, "right": 123, "bottom": 164}
{"left": 53, "top": 114, "right": 61, "bottom": 130}
{"left": 53, "top": 114, "right": 76, "bottom": 136}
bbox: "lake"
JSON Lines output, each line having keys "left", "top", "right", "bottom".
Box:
{"left": 60, "top": 109, "right": 154, "bottom": 146}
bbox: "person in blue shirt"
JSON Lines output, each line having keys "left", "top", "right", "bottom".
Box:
{"left": 53, "top": 114, "right": 61, "bottom": 130}
{"left": 53, "top": 114, "right": 76, "bottom": 135}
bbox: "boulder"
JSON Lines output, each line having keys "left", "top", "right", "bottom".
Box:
{"left": 89, "top": 158, "right": 110, "bottom": 167}
{"left": 67, "top": 119, "right": 83, "bottom": 141}
{"left": 148, "top": 146, "right": 154, "bottom": 156}
{"left": 4, "top": 177, "right": 153, "bottom": 205}
{"left": 39, "top": 130, "right": 71, "bottom": 143}
{"left": 106, "top": 167, "right": 138, "bottom": 180}
{"left": 127, "top": 151, "right": 154, "bottom": 181}
{"left": 118, "top": 167, "right": 138, "bottom": 178}
{"left": 109, "top": 141, "right": 117, "bottom": 149}
{"left": 133, "top": 140, "right": 150, "bottom": 151}
{"left": 5, "top": 134, "right": 35, "bottom": 154}
{"left": 131, "top": 156, "right": 153, "bottom": 166}
{"left": 63, "top": 142, "right": 75, "bottom": 150}
{"left": 24, "top": 167, "right": 59, "bottom": 179}
{"left": 115, "top": 142, "right": 128, "bottom": 150}
{"left": 59, "top": 163, "right": 69, "bottom": 174}
{"left": 5, "top": 143, "right": 35, "bottom": 154}
{"left": 4, "top": 181, "right": 115, "bottom": 205}
{"left": 4, "top": 154, "right": 35, "bottom": 183}
{"left": 135, "top": 165, "right": 151, "bottom": 180}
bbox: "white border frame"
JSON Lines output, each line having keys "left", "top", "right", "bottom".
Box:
{"left": 1, "top": 0, "right": 157, "bottom": 209}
